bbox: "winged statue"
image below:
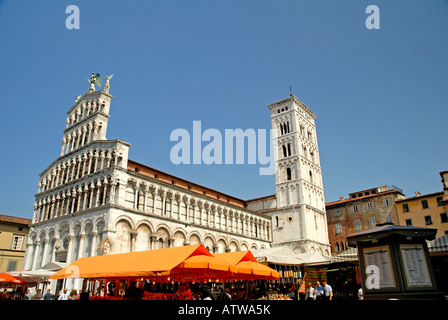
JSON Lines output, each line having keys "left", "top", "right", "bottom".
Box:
{"left": 88, "top": 73, "right": 102, "bottom": 93}
{"left": 104, "top": 74, "right": 114, "bottom": 94}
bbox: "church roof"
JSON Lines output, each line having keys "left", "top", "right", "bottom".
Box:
{"left": 127, "top": 159, "right": 269, "bottom": 217}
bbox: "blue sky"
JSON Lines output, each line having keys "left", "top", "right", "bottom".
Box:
{"left": 0, "top": 1, "right": 447, "bottom": 220}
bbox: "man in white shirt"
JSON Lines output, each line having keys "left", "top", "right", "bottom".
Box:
{"left": 58, "top": 288, "right": 70, "bottom": 300}
{"left": 25, "top": 288, "right": 33, "bottom": 300}
{"left": 322, "top": 281, "right": 333, "bottom": 300}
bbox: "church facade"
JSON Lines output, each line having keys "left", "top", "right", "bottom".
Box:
{"left": 23, "top": 77, "right": 330, "bottom": 289}
{"left": 23, "top": 83, "right": 272, "bottom": 276}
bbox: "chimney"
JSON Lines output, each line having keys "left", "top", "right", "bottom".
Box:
{"left": 339, "top": 197, "right": 344, "bottom": 201}
{"left": 415, "top": 191, "right": 421, "bottom": 197}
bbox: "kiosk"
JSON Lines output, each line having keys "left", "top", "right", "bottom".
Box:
{"left": 347, "top": 223, "right": 444, "bottom": 300}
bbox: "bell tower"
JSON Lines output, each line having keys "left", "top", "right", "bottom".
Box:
{"left": 267, "top": 94, "right": 330, "bottom": 255}
{"left": 60, "top": 91, "right": 112, "bottom": 157}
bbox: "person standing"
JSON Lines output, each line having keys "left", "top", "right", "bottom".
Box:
{"left": 33, "top": 289, "right": 43, "bottom": 300}
{"left": 58, "top": 288, "right": 70, "bottom": 300}
{"left": 358, "top": 287, "right": 363, "bottom": 300}
{"left": 314, "top": 281, "right": 324, "bottom": 301}
{"left": 305, "top": 283, "right": 314, "bottom": 300}
{"left": 182, "top": 283, "right": 192, "bottom": 300}
{"left": 200, "top": 285, "right": 213, "bottom": 300}
{"left": 25, "top": 288, "right": 33, "bottom": 300}
{"left": 322, "top": 281, "right": 333, "bottom": 300}
{"left": 43, "top": 289, "right": 54, "bottom": 300}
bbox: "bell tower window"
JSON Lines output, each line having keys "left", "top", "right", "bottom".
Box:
{"left": 286, "top": 168, "right": 292, "bottom": 181}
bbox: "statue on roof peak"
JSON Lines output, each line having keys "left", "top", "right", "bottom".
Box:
{"left": 88, "top": 73, "right": 101, "bottom": 93}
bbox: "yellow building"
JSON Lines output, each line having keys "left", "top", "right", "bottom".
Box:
{"left": 396, "top": 172, "right": 448, "bottom": 239}
{"left": 0, "top": 214, "right": 32, "bottom": 272}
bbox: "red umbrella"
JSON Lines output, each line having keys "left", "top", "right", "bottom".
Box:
{"left": 0, "top": 272, "right": 25, "bottom": 284}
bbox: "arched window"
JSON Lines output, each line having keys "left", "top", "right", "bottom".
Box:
{"left": 282, "top": 146, "right": 287, "bottom": 157}
{"left": 136, "top": 191, "right": 140, "bottom": 210}
{"left": 286, "top": 168, "right": 292, "bottom": 181}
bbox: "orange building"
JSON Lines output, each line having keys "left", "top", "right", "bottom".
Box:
{"left": 0, "top": 214, "right": 32, "bottom": 272}
{"left": 395, "top": 171, "right": 448, "bottom": 239}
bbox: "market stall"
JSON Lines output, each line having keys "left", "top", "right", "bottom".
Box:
{"left": 214, "top": 251, "right": 280, "bottom": 280}
{"left": 252, "top": 246, "right": 332, "bottom": 300}
{"left": 0, "top": 272, "right": 37, "bottom": 300}
{"left": 427, "top": 234, "right": 448, "bottom": 295}
{"left": 49, "top": 244, "right": 279, "bottom": 300}
{"left": 214, "top": 251, "right": 280, "bottom": 299}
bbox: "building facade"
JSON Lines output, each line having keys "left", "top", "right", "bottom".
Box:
{"left": 0, "top": 215, "right": 31, "bottom": 272}
{"left": 326, "top": 185, "right": 405, "bottom": 253}
{"left": 395, "top": 171, "right": 448, "bottom": 238}
{"left": 23, "top": 81, "right": 272, "bottom": 289}
{"left": 247, "top": 95, "right": 330, "bottom": 256}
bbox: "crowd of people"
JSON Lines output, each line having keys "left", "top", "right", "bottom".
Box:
{"left": 5, "top": 280, "right": 366, "bottom": 301}
{"left": 23, "top": 288, "right": 84, "bottom": 300}
{"left": 10, "top": 278, "right": 362, "bottom": 301}
{"left": 304, "top": 281, "right": 333, "bottom": 300}
{"left": 16, "top": 282, "right": 234, "bottom": 301}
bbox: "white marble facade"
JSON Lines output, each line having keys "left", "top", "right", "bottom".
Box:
{"left": 23, "top": 85, "right": 331, "bottom": 292}
{"left": 23, "top": 88, "right": 272, "bottom": 290}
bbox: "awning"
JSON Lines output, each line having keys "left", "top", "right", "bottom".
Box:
{"left": 252, "top": 246, "right": 303, "bottom": 265}
{"left": 234, "top": 261, "right": 280, "bottom": 280}
{"left": 214, "top": 251, "right": 280, "bottom": 280}
{"left": 252, "top": 246, "right": 331, "bottom": 266}
{"left": 9, "top": 262, "right": 67, "bottom": 284}
{"left": 40, "top": 261, "right": 68, "bottom": 271}
{"left": 0, "top": 272, "right": 25, "bottom": 284}
{"left": 173, "top": 254, "right": 236, "bottom": 274}
{"left": 214, "top": 250, "right": 258, "bottom": 265}
{"left": 50, "top": 244, "right": 229, "bottom": 280}
{"left": 427, "top": 234, "right": 448, "bottom": 253}
{"left": 331, "top": 247, "right": 358, "bottom": 263}
{"left": 8, "top": 269, "right": 52, "bottom": 283}
{"left": 297, "top": 252, "right": 332, "bottom": 266}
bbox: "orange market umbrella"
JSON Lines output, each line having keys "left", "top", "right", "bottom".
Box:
{"left": 214, "top": 251, "right": 258, "bottom": 265}
{"left": 214, "top": 251, "right": 280, "bottom": 280}
{"left": 175, "top": 255, "right": 236, "bottom": 272}
{"left": 171, "top": 255, "right": 237, "bottom": 282}
{"left": 0, "top": 272, "right": 25, "bottom": 284}
{"left": 50, "top": 244, "right": 224, "bottom": 280}
{"left": 235, "top": 260, "right": 280, "bottom": 280}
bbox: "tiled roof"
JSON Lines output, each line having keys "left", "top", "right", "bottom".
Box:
{"left": 326, "top": 189, "right": 402, "bottom": 207}
{"left": 0, "top": 214, "right": 32, "bottom": 225}
{"left": 395, "top": 191, "right": 443, "bottom": 203}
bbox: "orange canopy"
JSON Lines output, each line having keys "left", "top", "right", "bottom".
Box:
{"left": 214, "top": 250, "right": 258, "bottom": 265}
{"left": 0, "top": 272, "right": 25, "bottom": 284}
{"left": 170, "top": 255, "right": 237, "bottom": 282}
{"left": 174, "top": 255, "right": 237, "bottom": 273}
{"left": 234, "top": 261, "right": 280, "bottom": 280}
{"left": 50, "top": 244, "right": 233, "bottom": 280}
{"left": 214, "top": 251, "right": 280, "bottom": 280}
